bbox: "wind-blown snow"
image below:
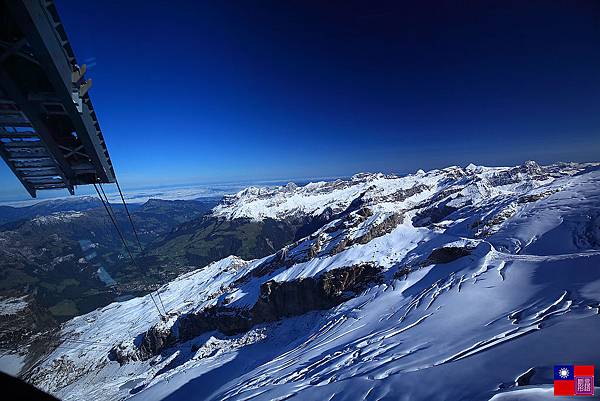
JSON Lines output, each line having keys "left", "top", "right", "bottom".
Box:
{"left": 23, "top": 162, "right": 600, "bottom": 401}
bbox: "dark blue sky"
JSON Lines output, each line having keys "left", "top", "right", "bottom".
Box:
{"left": 1, "top": 0, "right": 600, "bottom": 199}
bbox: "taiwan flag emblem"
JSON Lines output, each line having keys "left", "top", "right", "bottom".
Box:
{"left": 554, "top": 365, "right": 595, "bottom": 396}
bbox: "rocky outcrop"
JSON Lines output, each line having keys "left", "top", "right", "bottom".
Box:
{"left": 421, "top": 246, "right": 472, "bottom": 266}
{"left": 393, "top": 246, "right": 472, "bottom": 279}
{"left": 471, "top": 189, "right": 560, "bottom": 238}
{"left": 393, "top": 266, "right": 412, "bottom": 280}
{"left": 253, "top": 263, "right": 382, "bottom": 321}
{"left": 0, "top": 296, "right": 56, "bottom": 350}
{"left": 471, "top": 204, "right": 518, "bottom": 237}
{"left": 177, "top": 307, "right": 254, "bottom": 341}
{"left": 324, "top": 206, "right": 372, "bottom": 234}
{"left": 128, "top": 263, "right": 383, "bottom": 361}
{"left": 138, "top": 321, "right": 175, "bottom": 359}
{"left": 248, "top": 206, "right": 388, "bottom": 277}
{"left": 517, "top": 189, "right": 559, "bottom": 204}
{"left": 293, "top": 207, "right": 335, "bottom": 241}
{"left": 519, "top": 160, "right": 546, "bottom": 176}
{"left": 109, "top": 318, "right": 178, "bottom": 364}
{"left": 383, "top": 184, "right": 429, "bottom": 203}
{"left": 413, "top": 202, "right": 459, "bottom": 227}
{"left": 332, "top": 212, "right": 404, "bottom": 255}
{"left": 487, "top": 161, "right": 547, "bottom": 187}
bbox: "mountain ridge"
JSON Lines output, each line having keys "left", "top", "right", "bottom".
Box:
{"left": 14, "top": 160, "right": 600, "bottom": 401}
{"left": 209, "top": 161, "right": 594, "bottom": 221}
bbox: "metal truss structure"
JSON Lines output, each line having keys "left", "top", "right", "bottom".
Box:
{"left": 0, "top": 0, "right": 115, "bottom": 197}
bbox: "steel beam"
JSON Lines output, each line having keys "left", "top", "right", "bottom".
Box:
{"left": 6, "top": 0, "right": 115, "bottom": 184}
{"left": 0, "top": 62, "right": 75, "bottom": 193}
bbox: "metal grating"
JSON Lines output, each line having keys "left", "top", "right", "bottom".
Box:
{"left": 0, "top": 0, "right": 116, "bottom": 197}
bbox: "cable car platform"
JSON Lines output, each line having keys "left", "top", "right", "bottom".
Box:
{"left": 0, "top": 0, "right": 115, "bottom": 197}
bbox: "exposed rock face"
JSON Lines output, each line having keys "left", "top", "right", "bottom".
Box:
{"left": 109, "top": 342, "right": 142, "bottom": 364}
{"left": 427, "top": 186, "right": 464, "bottom": 205}
{"left": 393, "top": 266, "right": 412, "bottom": 280}
{"left": 293, "top": 207, "right": 335, "bottom": 241}
{"left": 519, "top": 160, "right": 546, "bottom": 176}
{"left": 422, "top": 246, "right": 472, "bottom": 266}
{"left": 139, "top": 322, "right": 175, "bottom": 359}
{"left": 332, "top": 212, "right": 404, "bottom": 254}
{"left": 412, "top": 162, "right": 552, "bottom": 229}
{"left": 247, "top": 205, "right": 399, "bottom": 278}
{"left": 517, "top": 189, "right": 559, "bottom": 204}
{"left": 110, "top": 319, "right": 177, "bottom": 364}
{"left": 393, "top": 246, "right": 472, "bottom": 280}
{"left": 28, "top": 355, "right": 90, "bottom": 391}
{"left": 413, "top": 202, "right": 459, "bottom": 227}
{"left": 177, "top": 308, "right": 254, "bottom": 341}
{"left": 487, "top": 161, "right": 548, "bottom": 187}
{"left": 354, "top": 213, "right": 404, "bottom": 245}
{"left": 129, "top": 263, "right": 383, "bottom": 361}
{"left": 470, "top": 189, "right": 561, "bottom": 238}
{"left": 250, "top": 209, "right": 403, "bottom": 280}
{"left": 0, "top": 296, "right": 55, "bottom": 350}
{"left": 324, "top": 206, "right": 372, "bottom": 235}
{"left": 249, "top": 248, "right": 292, "bottom": 278}
{"left": 186, "top": 180, "right": 426, "bottom": 275}
{"left": 471, "top": 205, "right": 518, "bottom": 237}
{"left": 383, "top": 184, "right": 429, "bottom": 203}
{"left": 254, "top": 263, "right": 382, "bottom": 321}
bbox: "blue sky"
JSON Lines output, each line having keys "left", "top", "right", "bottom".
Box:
{"left": 1, "top": 0, "right": 599, "bottom": 201}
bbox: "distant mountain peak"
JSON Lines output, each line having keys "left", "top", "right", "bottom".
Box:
{"left": 210, "top": 162, "right": 592, "bottom": 222}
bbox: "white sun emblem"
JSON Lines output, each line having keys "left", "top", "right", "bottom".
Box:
{"left": 559, "top": 368, "right": 570, "bottom": 378}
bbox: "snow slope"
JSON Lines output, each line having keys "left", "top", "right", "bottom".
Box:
{"left": 23, "top": 162, "right": 600, "bottom": 401}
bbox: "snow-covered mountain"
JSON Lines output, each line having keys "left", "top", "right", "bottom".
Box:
{"left": 211, "top": 161, "right": 575, "bottom": 221}
{"left": 20, "top": 161, "right": 600, "bottom": 400}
